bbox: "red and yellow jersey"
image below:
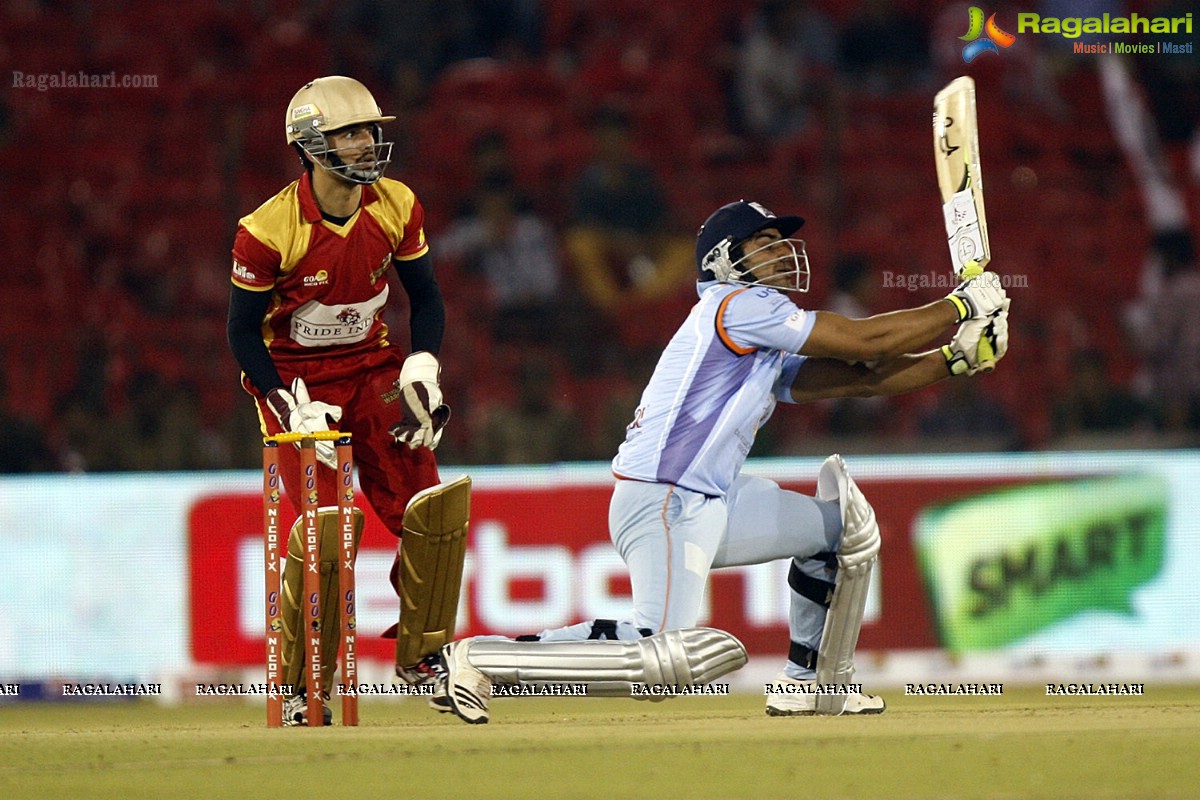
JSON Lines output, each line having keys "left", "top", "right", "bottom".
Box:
{"left": 231, "top": 172, "right": 429, "bottom": 362}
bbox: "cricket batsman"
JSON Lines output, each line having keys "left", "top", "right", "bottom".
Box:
{"left": 432, "top": 200, "right": 1010, "bottom": 723}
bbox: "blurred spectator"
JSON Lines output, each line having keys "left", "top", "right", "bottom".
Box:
{"left": 468, "top": 352, "right": 585, "bottom": 464}
{"left": 564, "top": 106, "right": 693, "bottom": 364}
{"left": 468, "top": 130, "right": 517, "bottom": 193}
{"left": 0, "top": 97, "right": 11, "bottom": 148}
{"left": 918, "top": 378, "right": 1020, "bottom": 450}
{"left": 837, "top": 0, "right": 931, "bottom": 94}
{"left": 1121, "top": 0, "right": 1200, "bottom": 180}
{"left": 1052, "top": 348, "right": 1152, "bottom": 435}
{"left": 0, "top": 370, "right": 58, "bottom": 473}
{"left": 733, "top": 0, "right": 836, "bottom": 142}
{"left": 331, "top": 0, "right": 543, "bottom": 89}
{"left": 108, "top": 371, "right": 224, "bottom": 471}
{"left": 824, "top": 254, "right": 891, "bottom": 435}
{"left": 438, "top": 172, "right": 570, "bottom": 345}
{"left": 51, "top": 390, "right": 114, "bottom": 473}
{"left": 1138, "top": 231, "right": 1200, "bottom": 432}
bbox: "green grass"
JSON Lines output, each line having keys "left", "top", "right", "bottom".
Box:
{"left": 3, "top": 687, "right": 1199, "bottom": 799}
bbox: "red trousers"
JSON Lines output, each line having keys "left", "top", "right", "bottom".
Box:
{"left": 247, "top": 346, "right": 440, "bottom": 537}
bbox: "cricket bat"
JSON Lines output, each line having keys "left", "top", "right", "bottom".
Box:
{"left": 933, "top": 75, "right": 995, "bottom": 370}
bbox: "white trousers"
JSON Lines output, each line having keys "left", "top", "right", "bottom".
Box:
{"left": 522, "top": 475, "right": 840, "bottom": 677}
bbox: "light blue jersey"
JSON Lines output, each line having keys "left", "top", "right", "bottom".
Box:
{"left": 612, "top": 281, "right": 816, "bottom": 496}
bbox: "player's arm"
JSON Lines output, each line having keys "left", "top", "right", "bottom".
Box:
{"left": 395, "top": 252, "right": 444, "bottom": 355}
{"left": 799, "top": 273, "right": 1006, "bottom": 363}
{"left": 789, "top": 351, "right": 950, "bottom": 403}
{"left": 227, "top": 285, "right": 285, "bottom": 394}
{"left": 789, "top": 310, "right": 1010, "bottom": 402}
{"left": 391, "top": 252, "right": 450, "bottom": 450}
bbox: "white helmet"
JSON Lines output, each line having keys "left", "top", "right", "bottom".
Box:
{"left": 285, "top": 76, "right": 396, "bottom": 184}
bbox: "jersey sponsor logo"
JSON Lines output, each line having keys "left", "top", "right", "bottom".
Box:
{"left": 783, "top": 309, "right": 808, "bottom": 333}
{"left": 232, "top": 260, "right": 257, "bottom": 282}
{"left": 290, "top": 286, "right": 388, "bottom": 347}
{"left": 303, "top": 269, "right": 330, "bottom": 287}
{"left": 370, "top": 254, "right": 392, "bottom": 285}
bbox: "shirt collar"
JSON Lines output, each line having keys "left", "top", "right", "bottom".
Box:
{"left": 297, "top": 171, "right": 380, "bottom": 223}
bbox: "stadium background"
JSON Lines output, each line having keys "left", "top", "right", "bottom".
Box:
{"left": 3, "top": 0, "right": 1197, "bottom": 472}
{"left": 2, "top": 1, "right": 1199, "bottom": 694}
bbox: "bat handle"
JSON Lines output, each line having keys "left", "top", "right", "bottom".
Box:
{"left": 959, "top": 261, "right": 996, "bottom": 372}
{"left": 977, "top": 337, "right": 996, "bottom": 373}
{"left": 959, "top": 261, "right": 984, "bottom": 280}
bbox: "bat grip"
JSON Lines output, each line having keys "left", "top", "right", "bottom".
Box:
{"left": 977, "top": 337, "right": 996, "bottom": 373}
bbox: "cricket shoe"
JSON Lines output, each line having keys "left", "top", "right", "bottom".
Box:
{"left": 396, "top": 652, "right": 446, "bottom": 686}
{"left": 397, "top": 653, "right": 452, "bottom": 713}
{"left": 765, "top": 673, "right": 886, "bottom": 716}
{"left": 441, "top": 639, "right": 492, "bottom": 724}
{"left": 282, "top": 689, "right": 333, "bottom": 726}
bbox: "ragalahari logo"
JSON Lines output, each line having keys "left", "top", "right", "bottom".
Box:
{"left": 960, "top": 7, "right": 1016, "bottom": 62}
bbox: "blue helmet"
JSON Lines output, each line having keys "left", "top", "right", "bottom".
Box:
{"left": 696, "top": 201, "right": 808, "bottom": 292}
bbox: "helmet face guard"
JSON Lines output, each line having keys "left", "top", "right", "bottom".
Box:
{"left": 285, "top": 76, "right": 396, "bottom": 185}
{"left": 696, "top": 201, "right": 809, "bottom": 293}
{"left": 292, "top": 121, "right": 393, "bottom": 185}
{"left": 702, "top": 234, "right": 810, "bottom": 293}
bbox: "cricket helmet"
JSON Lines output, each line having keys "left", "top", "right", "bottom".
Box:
{"left": 285, "top": 76, "right": 396, "bottom": 184}
{"left": 696, "top": 200, "right": 809, "bottom": 292}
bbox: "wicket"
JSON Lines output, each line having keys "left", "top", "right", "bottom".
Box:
{"left": 262, "top": 431, "right": 358, "bottom": 727}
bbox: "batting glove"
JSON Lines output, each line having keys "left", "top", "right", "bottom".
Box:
{"left": 391, "top": 352, "right": 451, "bottom": 451}
{"left": 942, "top": 299, "right": 1010, "bottom": 376}
{"left": 945, "top": 270, "right": 1007, "bottom": 322}
{"left": 265, "top": 377, "right": 343, "bottom": 468}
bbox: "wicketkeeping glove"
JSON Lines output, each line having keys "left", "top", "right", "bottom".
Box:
{"left": 390, "top": 352, "right": 451, "bottom": 450}
{"left": 265, "top": 377, "right": 343, "bottom": 468}
{"left": 945, "top": 270, "right": 1007, "bottom": 322}
{"left": 942, "top": 298, "right": 1010, "bottom": 376}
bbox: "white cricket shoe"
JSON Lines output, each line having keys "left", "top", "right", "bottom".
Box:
{"left": 441, "top": 639, "right": 492, "bottom": 724}
{"left": 765, "top": 673, "right": 886, "bottom": 716}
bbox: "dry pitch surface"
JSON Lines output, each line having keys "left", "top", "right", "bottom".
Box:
{"left": 2, "top": 686, "right": 1198, "bottom": 799}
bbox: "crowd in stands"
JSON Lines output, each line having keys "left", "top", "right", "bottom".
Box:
{"left": 1, "top": 0, "right": 1197, "bottom": 473}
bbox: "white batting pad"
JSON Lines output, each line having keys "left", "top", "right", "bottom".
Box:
{"left": 463, "top": 627, "right": 747, "bottom": 697}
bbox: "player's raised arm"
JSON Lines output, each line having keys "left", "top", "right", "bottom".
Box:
{"left": 799, "top": 272, "right": 1006, "bottom": 363}
{"left": 789, "top": 310, "right": 1010, "bottom": 403}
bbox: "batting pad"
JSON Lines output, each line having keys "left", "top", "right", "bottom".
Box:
{"left": 395, "top": 476, "right": 471, "bottom": 669}
{"left": 814, "top": 557, "right": 875, "bottom": 715}
{"left": 812, "top": 453, "right": 880, "bottom": 715}
{"left": 463, "top": 627, "right": 747, "bottom": 697}
{"left": 281, "top": 507, "right": 364, "bottom": 694}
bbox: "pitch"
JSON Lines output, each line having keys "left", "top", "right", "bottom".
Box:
{"left": 3, "top": 686, "right": 1198, "bottom": 799}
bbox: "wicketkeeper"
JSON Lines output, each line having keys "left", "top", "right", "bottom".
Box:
{"left": 228, "top": 76, "right": 470, "bottom": 725}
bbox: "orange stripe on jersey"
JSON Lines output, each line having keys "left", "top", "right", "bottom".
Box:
{"left": 657, "top": 485, "right": 676, "bottom": 634}
{"left": 715, "top": 288, "right": 757, "bottom": 356}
